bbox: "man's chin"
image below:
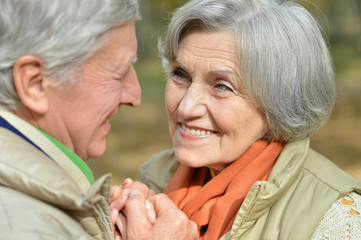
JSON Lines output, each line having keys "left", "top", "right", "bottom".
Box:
{"left": 85, "top": 141, "right": 107, "bottom": 161}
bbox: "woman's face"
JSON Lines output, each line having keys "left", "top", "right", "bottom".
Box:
{"left": 165, "top": 30, "right": 267, "bottom": 172}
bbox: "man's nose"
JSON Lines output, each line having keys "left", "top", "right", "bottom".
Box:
{"left": 121, "top": 66, "right": 141, "bottom": 107}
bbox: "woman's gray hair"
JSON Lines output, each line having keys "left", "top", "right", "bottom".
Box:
{"left": 0, "top": 0, "right": 140, "bottom": 110}
{"left": 160, "top": 0, "right": 336, "bottom": 142}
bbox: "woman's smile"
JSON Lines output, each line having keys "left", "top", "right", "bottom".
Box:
{"left": 179, "top": 123, "right": 217, "bottom": 139}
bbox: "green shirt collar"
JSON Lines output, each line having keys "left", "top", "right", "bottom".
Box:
{"left": 37, "top": 129, "right": 94, "bottom": 185}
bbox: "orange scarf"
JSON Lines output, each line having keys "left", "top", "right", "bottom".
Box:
{"left": 164, "top": 140, "right": 284, "bottom": 240}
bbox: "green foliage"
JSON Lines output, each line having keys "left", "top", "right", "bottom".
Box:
{"left": 144, "top": 0, "right": 185, "bottom": 10}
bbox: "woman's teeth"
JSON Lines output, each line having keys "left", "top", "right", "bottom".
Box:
{"left": 181, "top": 124, "right": 212, "bottom": 136}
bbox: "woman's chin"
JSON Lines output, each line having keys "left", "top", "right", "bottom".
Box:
{"left": 175, "top": 151, "right": 207, "bottom": 168}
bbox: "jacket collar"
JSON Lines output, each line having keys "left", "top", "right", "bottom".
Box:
{"left": 0, "top": 107, "right": 92, "bottom": 194}
{"left": 230, "top": 138, "right": 310, "bottom": 232}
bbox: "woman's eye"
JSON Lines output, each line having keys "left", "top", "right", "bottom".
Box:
{"left": 169, "top": 68, "right": 191, "bottom": 86}
{"left": 215, "top": 82, "right": 233, "bottom": 92}
{"left": 171, "top": 69, "right": 187, "bottom": 79}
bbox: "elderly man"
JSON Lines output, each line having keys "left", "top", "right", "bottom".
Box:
{"left": 0, "top": 0, "right": 197, "bottom": 239}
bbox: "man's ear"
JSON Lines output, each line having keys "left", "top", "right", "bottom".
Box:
{"left": 12, "top": 55, "right": 50, "bottom": 114}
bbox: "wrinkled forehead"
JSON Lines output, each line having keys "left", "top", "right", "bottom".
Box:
{"left": 176, "top": 28, "right": 239, "bottom": 61}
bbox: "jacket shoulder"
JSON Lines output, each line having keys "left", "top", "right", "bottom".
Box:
{"left": 139, "top": 149, "right": 179, "bottom": 193}
{"left": 303, "top": 148, "right": 361, "bottom": 194}
{"left": 271, "top": 145, "right": 361, "bottom": 239}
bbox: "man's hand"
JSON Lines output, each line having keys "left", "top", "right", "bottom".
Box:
{"left": 109, "top": 179, "right": 155, "bottom": 225}
{"left": 117, "top": 189, "right": 198, "bottom": 240}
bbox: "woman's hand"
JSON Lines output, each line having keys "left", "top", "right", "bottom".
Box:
{"left": 109, "top": 178, "right": 156, "bottom": 235}
{"left": 122, "top": 178, "right": 156, "bottom": 199}
{"left": 109, "top": 185, "right": 126, "bottom": 225}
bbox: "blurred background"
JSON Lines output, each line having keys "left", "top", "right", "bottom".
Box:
{"left": 88, "top": 0, "right": 361, "bottom": 186}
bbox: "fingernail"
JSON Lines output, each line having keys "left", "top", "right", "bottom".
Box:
{"left": 146, "top": 200, "right": 156, "bottom": 223}
{"left": 146, "top": 200, "right": 153, "bottom": 210}
{"left": 122, "top": 178, "right": 131, "bottom": 186}
{"left": 113, "top": 186, "right": 122, "bottom": 196}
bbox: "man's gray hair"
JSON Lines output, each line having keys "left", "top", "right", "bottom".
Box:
{"left": 160, "top": 0, "right": 336, "bottom": 142}
{"left": 0, "top": 0, "right": 140, "bottom": 109}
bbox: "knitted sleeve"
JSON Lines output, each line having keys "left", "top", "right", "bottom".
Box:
{"left": 311, "top": 192, "right": 361, "bottom": 239}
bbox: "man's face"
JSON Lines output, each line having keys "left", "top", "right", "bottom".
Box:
{"left": 44, "top": 22, "right": 140, "bottom": 160}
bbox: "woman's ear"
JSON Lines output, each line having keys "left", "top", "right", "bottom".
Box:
{"left": 12, "top": 55, "right": 50, "bottom": 114}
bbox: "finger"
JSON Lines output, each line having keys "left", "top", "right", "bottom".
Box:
{"left": 145, "top": 200, "right": 156, "bottom": 224}
{"left": 121, "top": 178, "right": 133, "bottom": 190}
{"left": 116, "top": 213, "right": 127, "bottom": 240}
{"left": 148, "top": 189, "right": 156, "bottom": 199}
{"left": 124, "top": 189, "right": 150, "bottom": 228}
{"left": 152, "top": 194, "right": 199, "bottom": 239}
{"left": 111, "top": 209, "right": 119, "bottom": 225}
{"left": 115, "top": 232, "right": 123, "bottom": 240}
{"left": 132, "top": 181, "right": 151, "bottom": 198}
{"left": 109, "top": 185, "right": 123, "bottom": 203}
{"left": 110, "top": 194, "right": 128, "bottom": 213}
{"left": 152, "top": 193, "right": 181, "bottom": 215}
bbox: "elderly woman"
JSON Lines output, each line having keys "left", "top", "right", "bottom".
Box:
{"left": 0, "top": 1, "right": 198, "bottom": 239}
{"left": 137, "top": 0, "right": 361, "bottom": 239}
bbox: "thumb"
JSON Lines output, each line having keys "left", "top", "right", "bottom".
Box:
{"left": 152, "top": 193, "right": 180, "bottom": 215}
{"left": 124, "top": 189, "right": 151, "bottom": 229}
{"left": 145, "top": 200, "right": 156, "bottom": 224}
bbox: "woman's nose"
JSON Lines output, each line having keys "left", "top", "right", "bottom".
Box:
{"left": 177, "top": 83, "right": 207, "bottom": 120}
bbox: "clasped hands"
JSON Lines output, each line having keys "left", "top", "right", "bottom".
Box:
{"left": 109, "top": 179, "right": 198, "bottom": 240}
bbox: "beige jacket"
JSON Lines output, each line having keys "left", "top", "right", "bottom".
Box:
{"left": 0, "top": 108, "right": 114, "bottom": 239}
{"left": 139, "top": 138, "right": 361, "bottom": 240}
